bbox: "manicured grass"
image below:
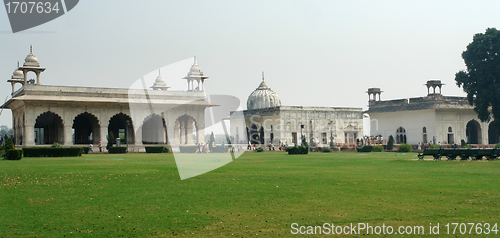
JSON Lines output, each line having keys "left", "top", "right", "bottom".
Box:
{"left": 1, "top": 152, "right": 499, "bottom": 237}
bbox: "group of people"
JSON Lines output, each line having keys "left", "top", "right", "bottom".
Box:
{"left": 0, "top": 134, "right": 14, "bottom": 146}
{"left": 88, "top": 141, "right": 103, "bottom": 153}
{"left": 246, "top": 141, "right": 289, "bottom": 151}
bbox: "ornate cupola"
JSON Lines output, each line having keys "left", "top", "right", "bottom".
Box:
{"left": 183, "top": 56, "right": 208, "bottom": 91}
{"left": 246, "top": 72, "right": 282, "bottom": 110}
{"left": 19, "top": 45, "right": 46, "bottom": 85}
{"left": 426, "top": 80, "right": 444, "bottom": 96}
{"left": 7, "top": 62, "right": 25, "bottom": 95}
{"left": 151, "top": 69, "right": 170, "bottom": 90}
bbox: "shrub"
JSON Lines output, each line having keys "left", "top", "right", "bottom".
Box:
{"left": 51, "top": 142, "right": 63, "bottom": 148}
{"left": 107, "top": 132, "right": 115, "bottom": 151}
{"left": 356, "top": 145, "right": 373, "bottom": 152}
{"left": 287, "top": 146, "right": 309, "bottom": 155}
{"left": 5, "top": 149, "right": 23, "bottom": 160}
{"left": 372, "top": 145, "right": 384, "bottom": 152}
{"left": 108, "top": 147, "right": 127, "bottom": 154}
{"left": 429, "top": 144, "right": 442, "bottom": 149}
{"left": 179, "top": 146, "right": 197, "bottom": 153}
{"left": 213, "top": 146, "right": 229, "bottom": 153}
{"left": 22, "top": 147, "right": 83, "bottom": 157}
{"left": 462, "top": 145, "right": 471, "bottom": 149}
{"left": 4, "top": 137, "right": 14, "bottom": 150}
{"left": 386, "top": 135, "right": 394, "bottom": 150}
{"left": 461, "top": 139, "right": 467, "bottom": 148}
{"left": 397, "top": 143, "right": 412, "bottom": 152}
{"left": 255, "top": 147, "right": 264, "bottom": 152}
{"left": 82, "top": 147, "right": 89, "bottom": 154}
{"left": 145, "top": 146, "right": 169, "bottom": 153}
{"left": 494, "top": 143, "right": 500, "bottom": 148}
{"left": 0, "top": 145, "right": 4, "bottom": 157}
{"left": 321, "top": 147, "right": 333, "bottom": 153}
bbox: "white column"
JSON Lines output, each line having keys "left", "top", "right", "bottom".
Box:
{"left": 63, "top": 125, "right": 73, "bottom": 146}
{"left": 187, "top": 118, "right": 194, "bottom": 144}
{"left": 100, "top": 126, "right": 108, "bottom": 148}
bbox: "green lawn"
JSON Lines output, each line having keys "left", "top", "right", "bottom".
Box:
{"left": 1, "top": 152, "right": 499, "bottom": 237}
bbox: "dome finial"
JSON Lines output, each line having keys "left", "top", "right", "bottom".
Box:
{"left": 17, "top": 61, "right": 19, "bottom": 68}
{"left": 194, "top": 56, "right": 197, "bottom": 65}
{"left": 262, "top": 71, "right": 265, "bottom": 81}
{"left": 159, "top": 69, "right": 161, "bottom": 76}
{"left": 30, "top": 45, "right": 32, "bottom": 54}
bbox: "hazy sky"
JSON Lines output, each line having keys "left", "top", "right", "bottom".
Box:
{"left": 1, "top": 0, "right": 499, "bottom": 128}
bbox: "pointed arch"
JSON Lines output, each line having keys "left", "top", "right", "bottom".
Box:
{"left": 108, "top": 113, "right": 135, "bottom": 144}
{"left": 174, "top": 114, "right": 197, "bottom": 145}
{"left": 73, "top": 112, "right": 100, "bottom": 144}
{"left": 34, "top": 111, "right": 64, "bottom": 145}
{"left": 466, "top": 120, "right": 481, "bottom": 144}
{"left": 142, "top": 114, "right": 167, "bottom": 144}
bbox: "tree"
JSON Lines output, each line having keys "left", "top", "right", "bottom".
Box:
{"left": 387, "top": 135, "right": 394, "bottom": 151}
{"left": 106, "top": 131, "right": 115, "bottom": 151}
{"left": 455, "top": 28, "right": 500, "bottom": 132}
{"left": 209, "top": 132, "right": 215, "bottom": 152}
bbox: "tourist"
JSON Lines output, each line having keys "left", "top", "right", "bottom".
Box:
{"left": 272, "top": 143, "right": 275, "bottom": 151}
{"left": 19, "top": 135, "right": 22, "bottom": 145}
{"left": 247, "top": 141, "right": 251, "bottom": 150}
{"left": 205, "top": 143, "right": 209, "bottom": 154}
{"left": 99, "top": 140, "right": 102, "bottom": 152}
{"left": 89, "top": 143, "right": 93, "bottom": 153}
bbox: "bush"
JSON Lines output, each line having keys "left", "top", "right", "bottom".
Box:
{"left": 107, "top": 132, "right": 115, "bottom": 151}
{"left": 461, "top": 139, "right": 467, "bottom": 148}
{"left": 82, "top": 147, "right": 90, "bottom": 154}
{"left": 494, "top": 143, "right": 500, "bottom": 148}
{"left": 321, "top": 147, "right": 333, "bottom": 153}
{"left": 22, "top": 147, "right": 83, "bottom": 157}
{"left": 108, "top": 147, "right": 127, "bottom": 154}
{"left": 255, "top": 147, "right": 264, "bottom": 152}
{"left": 213, "top": 146, "right": 229, "bottom": 153}
{"left": 372, "top": 145, "right": 384, "bottom": 152}
{"left": 287, "top": 146, "right": 309, "bottom": 155}
{"left": 386, "top": 135, "right": 394, "bottom": 150}
{"left": 145, "top": 146, "right": 169, "bottom": 153}
{"left": 462, "top": 145, "right": 472, "bottom": 149}
{"left": 429, "top": 144, "right": 442, "bottom": 149}
{"left": 397, "top": 143, "right": 412, "bottom": 152}
{"left": 4, "top": 137, "right": 14, "bottom": 150}
{"left": 51, "top": 142, "right": 63, "bottom": 148}
{"left": 5, "top": 149, "right": 23, "bottom": 160}
{"left": 179, "top": 146, "right": 197, "bottom": 153}
{"left": 356, "top": 145, "right": 373, "bottom": 152}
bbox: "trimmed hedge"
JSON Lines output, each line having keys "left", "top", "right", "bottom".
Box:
{"left": 108, "top": 147, "right": 127, "bottom": 154}
{"left": 287, "top": 146, "right": 309, "bottom": 155}
{"left": 372, "top": 145, "right": 384, "bottom": 152}
{"left": 255, "top": 147, "right": 264, "bottom": 152}
{"left": 83, "top": 147, "right": 90, "bottom": 154}
{"left": 145, "top": 146, "right": 169, "bottom": 153}
{"left": 397, "top": 143, "right": 412, "bottom": 152}
{"left": 179, "top": 146, "right": 197, "bottom": 153}
{"left": 22, "top": 147, "right": 83, "bottom": 157}
{"left": 321, "top": 147, "right": 333, "bottom": 153}
{"left": 356, "top": 145, "right": 373, "bottom": 152}
{"left": 5, "top": 149, "right": 23, "bottom": 160}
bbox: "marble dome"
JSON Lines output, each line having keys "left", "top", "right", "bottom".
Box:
{"left": 247, "top": 73, "right": 281, "bottom": 110}
{"left": 23, "top": 46, "right": 40, "bottom": 67}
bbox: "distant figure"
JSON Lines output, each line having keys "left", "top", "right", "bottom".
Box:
{"left": 248, "top": 141, "right": 251, "bottom": 150}
{"left": 20, "top": 135, "right": 22, "bottom": 145}
{"left": 99, "top": 141, "right": 102, "bottom": 152}
{"left": 89, "top": 143, "right": 93, "bottom": 153}
{"left": 222, "top": 142, "right": 225, "bottom": 150}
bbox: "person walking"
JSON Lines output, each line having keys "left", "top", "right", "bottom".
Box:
{"left": 99, "top": 140, "right": 102, "bottom": 152}
{"left": 89, "top": 143, "right": 94, "bottom": 153}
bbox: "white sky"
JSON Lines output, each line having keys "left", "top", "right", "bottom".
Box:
{"left": 1, "top": 0, "right": 499, "bottom": 128}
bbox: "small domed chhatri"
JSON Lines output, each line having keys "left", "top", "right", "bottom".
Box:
{"left": 247, "top": 72, "right": 281, "bottom": 110}
{"left": 151, "top": 69, "right": 169, "bottom": 90}
{"left": 11, "top": 62, "right": 23, "bottom": 80}
{"left": 23, "top": 45, "right": 40, "bottom": 67}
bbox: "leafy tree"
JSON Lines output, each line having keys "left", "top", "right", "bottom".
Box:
{"left": 209, "top": 132, "right": 215, "bottom": 152}
{"left": 4, "top": 137, "right": 14, "bottom": 150}
{"left": 455, "top": 28, "right": 500, "bottom": 132}
{"left": 387, "top": 135, "right": 394, "bottom": 150}
{"left": 106, "top": 131, "right": 115, "bottom": 151}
